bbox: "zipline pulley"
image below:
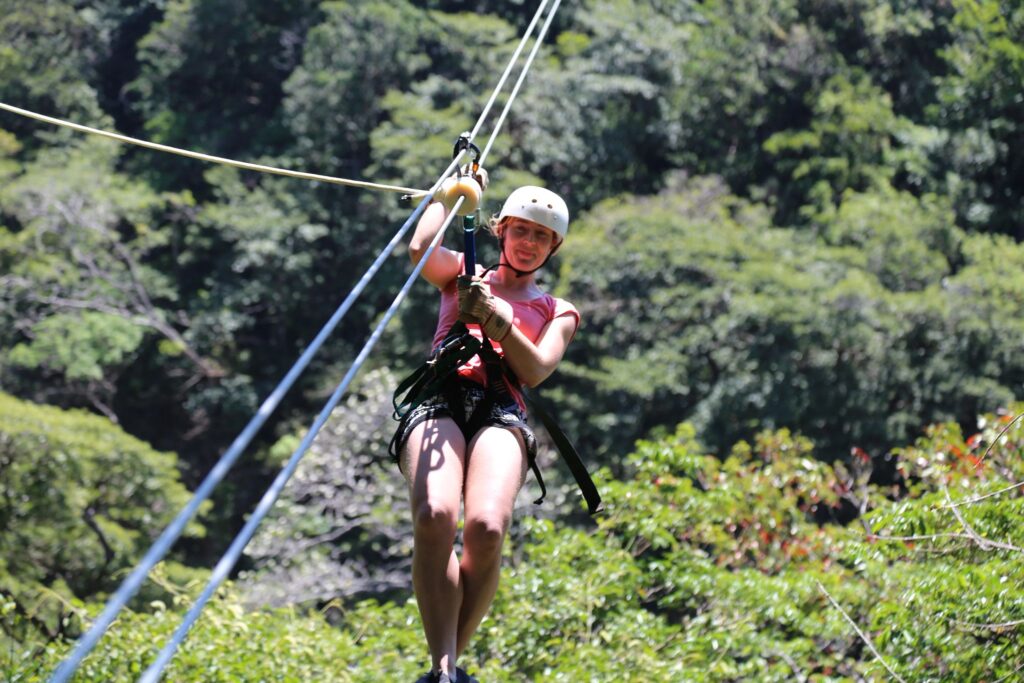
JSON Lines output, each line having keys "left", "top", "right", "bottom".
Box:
{"left": 435, "top": 132, "right": 486, "bottom": 217}
{"left": 452, "top": 132, "right": 484, "bottom": 272}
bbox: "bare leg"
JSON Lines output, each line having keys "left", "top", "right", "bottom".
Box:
{"left": 456, "top": 426, "right": 527, "bottom": 656}
{"left": 402, "top": 418, "right": 467, "bottom": 677}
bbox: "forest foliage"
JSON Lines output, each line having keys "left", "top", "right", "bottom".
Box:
{"left": 1, "top": 0, "right": 1023, "bottom": 679}
{"left": 8, "top": 406, "right": 1024, "bottom": 681}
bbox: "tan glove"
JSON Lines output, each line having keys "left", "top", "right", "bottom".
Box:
{"left": 457, "top": 276, "right": 514, "bottom": 341}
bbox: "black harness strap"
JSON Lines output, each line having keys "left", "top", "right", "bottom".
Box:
{"left": 476, "top": 338, "right": 603, "bottom": 515}
{"left": 522, "top": 389, "right": 603, "bottom": 514}
{"left": 392, "top": 322, "right": 480, "bottom": 420}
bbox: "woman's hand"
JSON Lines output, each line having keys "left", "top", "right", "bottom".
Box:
{"left": 457, "top": 276, "right": 513, "bottom": 341}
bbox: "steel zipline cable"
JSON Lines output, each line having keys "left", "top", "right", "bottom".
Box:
{"left": 467, "top": 0, "right": 552, "bottom": 143}
{"left": 47, "top": 0, "right": 558, "bottom": 681}
{"left": 479, "top": 0, "right": 563, "bottom": 166}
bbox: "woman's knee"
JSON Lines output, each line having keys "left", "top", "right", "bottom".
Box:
{"left": 463, "top": 513, "right": 508, "bottom": 559}
{"left": 412, "top": 499, "right": 458, "bottom": 544}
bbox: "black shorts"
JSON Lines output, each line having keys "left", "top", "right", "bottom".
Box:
{"left": 390, "top": 381, "right": 538, "bottom": 471}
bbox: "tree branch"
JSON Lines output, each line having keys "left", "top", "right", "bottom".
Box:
{"left": 816, "top": 580, "right": 906, "bottom": 683}
{"left": 772, "top": 649, "right": 808, "bottom": 683}
{"left": 992, "top": 660, "right": 1024, "bottom": 683}
{"left": 940, "top": 480, "right": 1024, "bottom": 508}
{"left": 866, "top": 532, "right": 976, "bottom": 543}
{"left": 85, "top": 382, "right": 121, "bottom": 424}
{"left": 942, "top": 486, "right": 1023, "bottom": 553}
{"left": 977, "top": 411, "right": 1024, "bottom": 467}
{"left": 950, "top": 618, "right": 1023, "bottom": 634}
{"left": 25, "top": 292, "right": 223, "bottom": 378}
{"left": 289, "top": 519, "right": 364, "bottom": 555}
{"left": 82, "top": 505, "right": 116, "bottom": 576}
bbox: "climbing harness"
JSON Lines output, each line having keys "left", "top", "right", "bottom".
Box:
{"left": 392, "top": 316, "right": 603, "bottom": 516}
{"left": 391, "top": 145, "right": 603, "bottom": 515}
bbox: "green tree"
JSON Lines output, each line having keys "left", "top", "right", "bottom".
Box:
{"left": 125, "top": 0, "right": 322, "bottom": 188}
{"left": 0, "top": 139, "right": 215, "bottom": 420}
{"left": 495, "top": 0, "right": 682, "bottom": 208}
{"left": 0, "top": 0, "right": 108, "bottom": 141}
{"left": 0, "top": 392, "right": 204, "bottom": 645}
{"left": 935, "top": 0, "right": 1024, "bottom": 237}
{"left": 763, "top": 71, "right": 939, "bottom": 224}
{"left": 801, "top": 0, "right": 955, "bottom": 118}
{"left": 283, "top": 0, "right": 435, "bottom": 176}
{"left": 554, "top": 175, "right": 1021, "bottom": 462}
{"left": 663, "top": 0, "right": 826, "bottom": 197}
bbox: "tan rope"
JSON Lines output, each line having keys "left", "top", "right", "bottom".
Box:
{"left": 0, "top": 101, "right": 423, "bottom": 195}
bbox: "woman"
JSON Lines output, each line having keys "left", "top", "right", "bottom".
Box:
{"left": 393, "top": 184, "right": 580, "bottom": 683}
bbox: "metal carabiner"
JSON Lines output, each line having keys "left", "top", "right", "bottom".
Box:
{"left": 452, "top": 131, "right": 481, "bottom": 176}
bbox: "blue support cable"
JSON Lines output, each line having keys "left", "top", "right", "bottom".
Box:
{"left": 137, "top": 196, "right": 467, "bottom": 683}
{"left": 48, "top": 167, "right": 458, "bottom": 683}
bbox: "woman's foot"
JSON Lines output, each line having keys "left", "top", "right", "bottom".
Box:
{"left": 414, "top": 670, "right": 455, "bottom": 683}
{"left": 456, "top": 666, "right": 479, "bottom": 683}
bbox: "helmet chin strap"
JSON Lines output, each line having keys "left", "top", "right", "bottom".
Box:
{"left": 484, "top": 237, "right": 554, "bottom": 278}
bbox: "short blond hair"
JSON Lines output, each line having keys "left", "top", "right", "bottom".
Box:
{"left": 486, "top": 213, "right": 508, "bottom": 238}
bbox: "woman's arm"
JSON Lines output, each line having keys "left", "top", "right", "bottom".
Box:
{"left": 498, "top": 314, "right": 577, "bottom": 388}
{"left": 409, "top": 201, "right": 462, "bottom": 289}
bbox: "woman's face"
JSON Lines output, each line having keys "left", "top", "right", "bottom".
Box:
{"left": 501, "top": 218, "right": 559, "bottom": 271}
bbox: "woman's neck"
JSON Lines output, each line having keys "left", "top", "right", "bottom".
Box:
{"left": 488, "top": 264, "right": 542, "bottom": 298}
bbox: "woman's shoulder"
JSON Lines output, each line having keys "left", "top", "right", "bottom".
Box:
{"left": 543, "top": 292, "right": 573, "bottom": 310}
{"left": 545, "top": 295, "right": 580, "bottom": 341}
{"left": 551, "top": 296, "right": 579, "bottom": 323}
{"left": 536, "top": 293, "right": 579, "bottom": 328}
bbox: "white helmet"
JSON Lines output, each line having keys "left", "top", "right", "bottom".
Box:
{"left": 498, "top": 186, "right": 569, "bottom": 241}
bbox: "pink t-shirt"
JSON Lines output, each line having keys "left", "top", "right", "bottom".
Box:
{"left": 431, "top": 256, "right": 580, "bottom": 410}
